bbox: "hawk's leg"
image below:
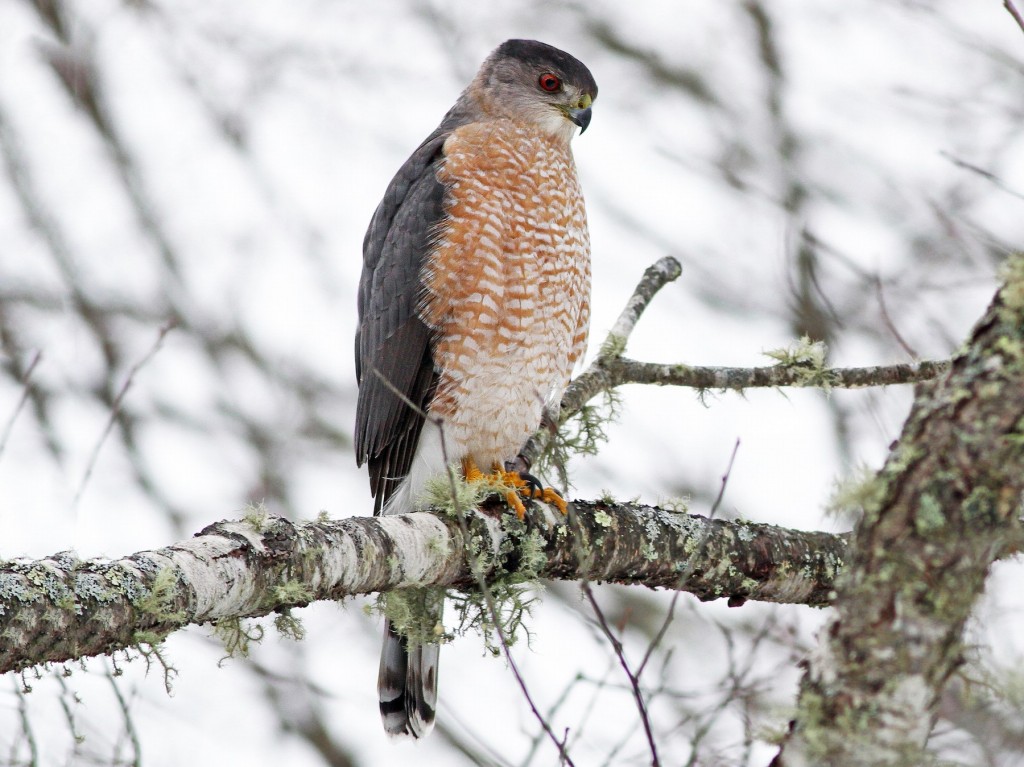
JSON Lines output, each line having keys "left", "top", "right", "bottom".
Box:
{"left": 461, "top": 457, "right": 568, "bottom": 519}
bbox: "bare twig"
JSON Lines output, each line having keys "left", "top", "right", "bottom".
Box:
{"left": 71, "top": 322, "right": 174, "bottom": 512}
{"left": 582, "top": 582, "right": 660, "bottom": 766}
{"left": 573, "top": 255, "right": 682, "bottom": 396}
{"left": 12, "top": 676, "right": 37, "bottom": 765}
{"left": 524, "top": 256, "right": 682, "bottom": 466}
{"left": 874, "top": 276, "right": 918, "bottom": 359}
{"left": 55, "top": 675, "right": 84, "bottom": 757}
{"left": 539, "top": 258, "right": 947, "bottom": 434}
{"left": 0, "top": 349, "right": 42, "bottom": 461}
{"left": 1006, "top": 0, "right": 1024, "bottom": 37}
{"left": 940, "top": 150, "right": 1024, "bottom": 202}
{"left": 107, "top": 667, "right": 142, "bottom": 767}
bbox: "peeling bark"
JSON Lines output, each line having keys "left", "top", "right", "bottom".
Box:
{"left": 0, "top": 501, "right": 847, "bottom": 674}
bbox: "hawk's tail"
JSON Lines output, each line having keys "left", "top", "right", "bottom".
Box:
{"left": 378, "top": 619, "right": 440, "bottom": 738}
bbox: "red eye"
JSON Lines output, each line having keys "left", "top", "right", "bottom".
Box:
{"left": 538, "top": 73, "right": 561, "bottom": 92}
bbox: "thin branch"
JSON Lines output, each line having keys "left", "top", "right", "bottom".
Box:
{"left": 940, "top": 150, "right": 1024, "bottom": 202}
{"left": 1006, "top": 0, "right": 1024, "bottom": 37}
{"left": 0, "top": 349, "right": 42, "bottom": 461}
{"left": 874, "top": 276, "right": 918, "bottom": 360}
{"left": 582, "top": 583, "right": 660, "bottom": 766}
{"left": 543, "top": 257, "right": 947, "bottom": 432}
{"left": 107, "top": 667, "right": 141, "bottom": 767}
{"left": 71, "top": 322, "right": 174, "bottom": 512}
{"left": 602, "top": 256, "right": 683, "bottom": 353}
{"left": 12, "top": 677, "right": 37, "bottom": 765}
{"left": 560, "top": 356, "right": 948, "bottom": 420}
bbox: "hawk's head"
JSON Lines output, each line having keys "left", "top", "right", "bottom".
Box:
{"left": 471, "top": 39, "right": 598, "bottom": 143}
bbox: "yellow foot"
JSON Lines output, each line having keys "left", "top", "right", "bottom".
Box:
{"left": 461, "top": 458, "right": 568, "bottom": 519}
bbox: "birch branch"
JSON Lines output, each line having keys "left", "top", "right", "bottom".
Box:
{"left": 0, "top": 501, "right": 847, "bottom": 675}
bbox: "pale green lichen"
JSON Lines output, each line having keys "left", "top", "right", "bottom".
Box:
{"left": 914, "top": 493, "right": 946, "bottom": 535}
{"left": 132, "top": 636, "right": 177, "bottom": 694}
{"left": 420, "top": 469, "right": 492, "bottom": 514}
{"left": 103, "top": 561, "right": 147, "bottom": 606}
{"left": 0, "top": 572, "right": 32, "bottom": 614}
{"left": 658, "top": 496, "right": 690, "bottom": 513}
{"left": 537, "top": 391, "right": 621, "bottom": 488}
{"left": 827, "top": 464, "right": 886, "bottom": 522}
{"left": 273, "top": 609, "right": 306, "bottom": 641}
{"left": 25, "top": 564, "right": 73, "bottom": 608}
{"left": 599, "top": 332, "right": 628, "bottom": 359}
{"left": 243, "top": 502, "right": 270, "bottom": 532}
{"left": 377, "top": 587, "right": 449, "bottom": 648}
{"left": 764, "top": 336, "right": 836, "bottom": 390}
{"left": 272, "top": 581, "right": 313, "bottom": 606}
{"left": 136, "top": 567, "right": 185, "bottom": 623}
{"left": 425, "top": 535, "right": 448, "bottom": 557}
{"left": 212, "top": 618, "right": 264, "bottom": 661}
{"left": 640, "top": 539, "right": 658, "bottom": 562}
{"left": 593, "top": 510, "right": 613, "bottom": 528}
{"left": 511, "top": 530, "right": 549, "bottom": 581}
{"left": 997, "top": 252, "right": 1024, "bottom": 317}
{"left": 994, "top": 335, "right": 1024, "bottom": 363}
{"left": 735, "top": 523, "right": 756, "bottom": 543}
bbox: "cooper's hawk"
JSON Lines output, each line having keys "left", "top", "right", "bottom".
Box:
{"left": 356, "top": 39, "right": 597, "bottom": 739}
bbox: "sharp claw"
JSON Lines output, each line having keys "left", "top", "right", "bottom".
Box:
{"left": 505, "top": 490, "right": 527, "bottom": 520}
{"left": 463, "top": 463, "right": 568, "bottom": 517}
{"left": 517, "top": 471, "right": 545, "bottom": 499}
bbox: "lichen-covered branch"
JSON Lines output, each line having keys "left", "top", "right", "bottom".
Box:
{"left": 0, "top": 501, "right": 847, "bottom": 674}
{"left": 773, "top": 258, "right": 1024, "bottom": 766}
{"left": 551, "top": 257, "right": 947, "bottom": 430}
{"left": 560, "top": 356, "right": 949, "bottom": 418}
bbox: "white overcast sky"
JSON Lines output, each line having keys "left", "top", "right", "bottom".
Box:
{"left": 1, "top": 1, "right": 1022, "bottom": 765}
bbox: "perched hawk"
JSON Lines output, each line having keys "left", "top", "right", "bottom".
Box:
{"left": 356, "top": 39, "right": 597, "bottom": 738}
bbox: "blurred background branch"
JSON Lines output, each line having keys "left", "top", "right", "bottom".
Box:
{"left": 2, "top": 1, "right": 1022, "bottom": 765}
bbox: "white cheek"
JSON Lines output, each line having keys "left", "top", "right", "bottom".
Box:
{"left": 536, "top": 110, "right": 576, "bottom": 142}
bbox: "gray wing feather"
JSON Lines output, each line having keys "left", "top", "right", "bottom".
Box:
{"left": 355, "top": 125, "right": 451, "bottom": 514}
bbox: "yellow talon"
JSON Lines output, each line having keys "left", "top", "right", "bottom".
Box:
{"left": 540, "top": 487, "right": 568, "bottom": 515}
{"left": 459, "top": 458, "right": 567, "bottom": 517}
{"left": 504, "top": 489, "right": 528, "bottom": 520}
{"left": 462, "top": 457, "right": 484, "bottom": 483}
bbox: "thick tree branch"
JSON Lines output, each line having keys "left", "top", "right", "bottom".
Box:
{"left": 773, "top": 258, "right": 1024, "bottom": 766}
{"left": 0, "top": 501, "right": 846, "bottom": 674}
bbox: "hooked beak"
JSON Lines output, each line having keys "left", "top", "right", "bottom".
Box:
{"left": 568, "top": 106, "right": 592, "bottom": 134}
